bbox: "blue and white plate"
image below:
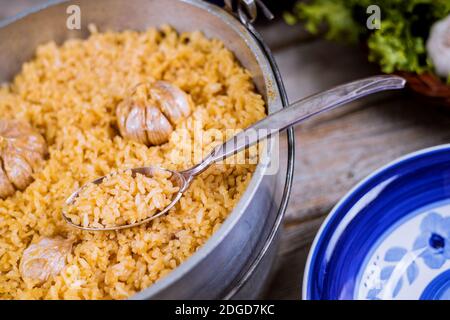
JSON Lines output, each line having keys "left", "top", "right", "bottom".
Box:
{"left": 304, "top": 144, "right": 450, "bottom": 300}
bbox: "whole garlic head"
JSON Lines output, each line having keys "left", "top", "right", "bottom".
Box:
{"left": 116, "top": 81, "right": 193, "bottom": 146}
{"left": 20, "top": 237, "right": 73, "bottom": 284}
{"left": 0, "top": 119, "right": 48, "bottom": 199}
{"left": 427, "top": 14, "right": 450, "bottom": 78}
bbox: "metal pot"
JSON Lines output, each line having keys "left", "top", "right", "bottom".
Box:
{"left": 0, "top": 0, "right": 295, "bottom": 299}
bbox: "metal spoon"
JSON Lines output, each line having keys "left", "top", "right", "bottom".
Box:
{"left": 63, "top": 75, "right": 406, "bottom": 231}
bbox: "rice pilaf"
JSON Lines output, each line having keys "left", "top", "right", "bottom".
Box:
{"left": 0, "top": 25, "right": 265, "bottom": 299}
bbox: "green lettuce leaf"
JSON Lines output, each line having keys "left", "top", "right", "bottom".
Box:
{"left": 286, "top": 0, "right": 450, "bottom": 77}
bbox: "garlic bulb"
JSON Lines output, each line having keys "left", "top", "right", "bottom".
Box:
{"left": 20, "top": 237, "right": 73, "bottom": 283}
{"left": 116, "top": 81, "right": 192, "bottom": 146}
{"left": 0, "top": 119, "right": 48, "bottom": 198}
{"left": 426, "top": 14, "right": 450, "bottom": 78}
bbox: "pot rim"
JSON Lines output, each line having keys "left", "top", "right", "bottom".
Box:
{"left": 0, "top": 0, "right": 295, "bottom": 299}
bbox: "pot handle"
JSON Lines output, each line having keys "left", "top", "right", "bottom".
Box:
{"left": 223, "top": 0, "right": 274, "bottom": 24}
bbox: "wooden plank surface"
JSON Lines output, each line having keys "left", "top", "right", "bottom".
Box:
{"left": 2, "top": 2, "right": 450, "bottom": 300}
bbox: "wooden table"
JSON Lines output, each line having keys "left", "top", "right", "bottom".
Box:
{"left": 2, "top": 1, "right": 450, "bottom": 299}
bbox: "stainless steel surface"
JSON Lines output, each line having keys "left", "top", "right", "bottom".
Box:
{"left": 225, "top": 216, "right": 282, "bottom": 299}
{"left": 0, "top": 0, "right": 294, "bottom": 299}
{"left": 224, "top": 18, "right": 294, "bottom": 299}
{"left": 63, "top": 76, "right": 405, "bottom": 231}
{"left": 224, "top": 0, "right": 274, "bottom": 24}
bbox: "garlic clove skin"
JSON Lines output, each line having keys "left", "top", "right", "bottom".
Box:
{"left": 10, "top": 146, "right": 45, "bottom": 173}
{"left": 20, "top": 237, "right": 73, "bottom": 284}
{"left": 0, "top": 119, "right": 26, "bottom": 138}
{"left": 19, "top": 130, "right": 48, "bottom": 159}
{"left": 2, "top": 151, "right": 34, "bottom": 190}
{"left": 125, "top": 102, "right": 149, "bottom": 146}
{"left": 116, "top": 97, "right": 132, "bottom": 141}
{"left": 0, "top": 119, "right": 48, "bottom": 197}
{"left": 7, "top": 132, "right": 47, "bottom": 172}
{"left": 426, "top": 14, "right": 450, "bottom": 78}
{"left": 151, "top": 81, "right": 192, "bottom": 125}
{"left": 116, "top": 81, "right": 193, "bottom": 147}
{"left": 0, "top": 159, "right": 15, "bottom": 198}
{"left": 145, "top": 105, "right": 173, "bottom": 145}
{"left": 0, "top": 120, "right": 46, "bottom": 154}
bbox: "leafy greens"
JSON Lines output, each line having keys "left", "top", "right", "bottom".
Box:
{"left": 285, "top": 0, "right": 450, "bottom": 77}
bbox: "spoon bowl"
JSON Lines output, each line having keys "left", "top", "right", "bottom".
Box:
{"left": 63, "top": 167, "right": 188, "bottom": 231}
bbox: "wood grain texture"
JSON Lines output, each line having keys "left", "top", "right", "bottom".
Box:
{"left": 2, "top": 3, "right": 450, "bottom": 300}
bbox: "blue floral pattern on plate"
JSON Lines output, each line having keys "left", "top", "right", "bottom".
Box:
{"left": 413, "top": 212, "right": 450, "bottom": 269}
{"left": 361, "top": 211, "right": 450, "bottom": 300}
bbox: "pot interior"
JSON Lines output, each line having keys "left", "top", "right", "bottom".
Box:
{"left": 0, "top": 0, "right": 286, "bottom": 299}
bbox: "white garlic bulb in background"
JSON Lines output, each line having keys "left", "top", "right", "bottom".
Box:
{"left": 427, "top": 14, "right": 450, "bottom": 78}
{"left": 116, "top": 81, "right": 193, "bottom": 147}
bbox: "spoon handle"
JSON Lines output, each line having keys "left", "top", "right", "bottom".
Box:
{"left": 185, "top": 75, "right": 405, "bottom": 177}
